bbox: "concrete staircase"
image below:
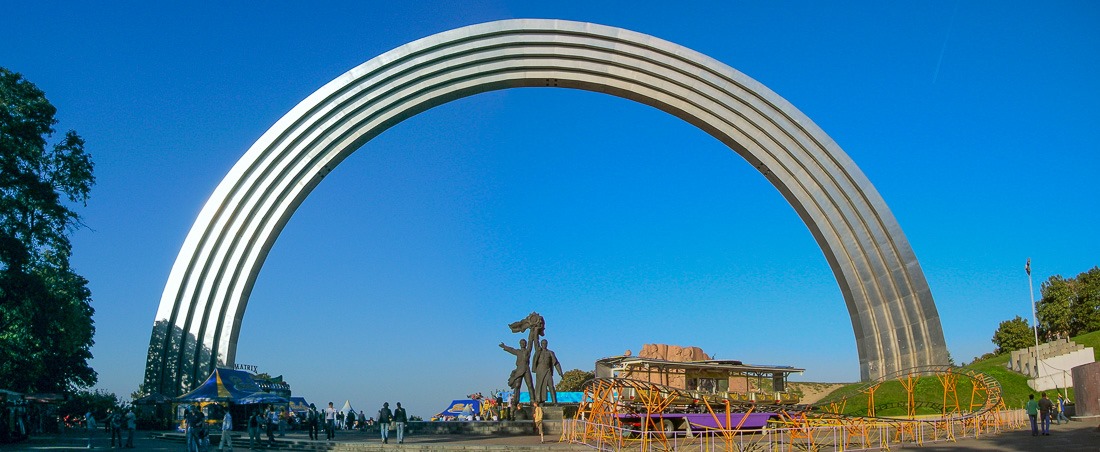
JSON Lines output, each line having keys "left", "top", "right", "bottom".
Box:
{"left": 1008, "top": 338, "right": 1095, "bottom": 391}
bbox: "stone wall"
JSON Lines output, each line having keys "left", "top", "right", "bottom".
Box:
{"left": 1007, "top": 338, "right": 1096, "bottom": 392}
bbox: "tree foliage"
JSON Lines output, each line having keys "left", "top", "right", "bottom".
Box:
{"left": 60, "top": 389, "right": 120, "bottom": 422}
{"left": 991, "top": 315, "right": 1033, "bottom": 354}
{"left": 0, "top": 67, "right": 96, "bottom": 393}
{"left": 556, "top": 369, "right": 594, "bottom": 392}
{"left": 1037, "top": 275, "right": 1074, "bottom": 338}
{"left": 1037, "top": 266, "right": 1100, "bottom": 339}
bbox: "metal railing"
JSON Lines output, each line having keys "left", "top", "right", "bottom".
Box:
{"left": 562, "top": 409, "right": 1026, "bottom": 451}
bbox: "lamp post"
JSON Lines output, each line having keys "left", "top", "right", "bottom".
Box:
{"left": 1027, "top": 258, "right": 1040, "bottom": 377}
{"left": 1027, "top": 258, "right": 1039, "bottom": 348}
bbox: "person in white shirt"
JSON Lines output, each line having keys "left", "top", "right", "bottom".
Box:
{"left": 219, "top": 409, "right": 233, "bottom": 451}
{"left": 325, "top": 402, "right": 337, "bottom": 440}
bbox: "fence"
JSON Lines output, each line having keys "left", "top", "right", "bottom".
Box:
{"left": 561, "top": 409, "right": 1026, "bottom": 451}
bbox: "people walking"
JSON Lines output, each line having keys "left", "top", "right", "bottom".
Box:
{"left": 85, "top": 410, "right": 97, "bottom": 449}
{"left": 533, "top": 401, "right": 545, "bottom": 443}
{"left": 325, "top": 402, "right": 337, "bottom": 440}
{"left": 109, "top": 409, "right": 122, "bottom": 448}
{"left": 219, "top": 409, "right": 233, "bottom": 451}
{"left": 307, "top": 403, "right": 319, "bottom": 440}
{"left": 1038, "top": 392, "right": 1053, "bottom": 435}
{"left": 345, "top": 409, "right": 356, "bottom": 431}
{"left": 264, "top": 406, "right": 277, "bottom": 445}
{"left": 124, "top": 408, "right": 136, "bottom": 448}
{"left": 1056, "top": 393, "right": 1071, "bottom": 424}
{"left": 1025, "top": 394, "right": 1039, "bottom": 436}
{"left": 377, "top": 402, "right": 393, "bottom": 444}
{"left": 277, "top": 409, "right": 287, "bottom": 437}
{"left": 194, "top": 411, "right": 208, "bottom": 451}
{"left": 248, "top": 411, "right": 261, "bottom": 449}
{"left": 185, "top": 408, "right": 199, "bottom": 452}
{"left": 393, "top": 402, "right": 408, "bottom": 444}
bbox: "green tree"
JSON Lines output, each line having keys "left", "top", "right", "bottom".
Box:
{"left": 1037, "top": 275, "right": 1075, "bottom": 338}
{"left": 0, "top": 67, "right": 96, "bottom": 393}
{"left": 1070, "top": 267, "right": 1100, "bottom": 335}
{"left": 991, "top": 315, "right": 1033, "bottom": 354}
{"left": 556, "top": 369, "right": 594, "bottom": 392}
{"left": 60, "top": 389, "right": 120, "bottom": 423}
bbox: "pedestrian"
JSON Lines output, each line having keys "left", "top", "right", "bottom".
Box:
{"left": 264, "top": 406, "right": 277, "bottom": 445}
{"left": 345, "top": 409, "right": 355, "bottom": 431}
{"left": 1056, "top": 393, "right": 1071, "bottom": 424}
{"left": 1038, "top": 392, "right": 1053, "bottom": 435}
{"left": 306, "top": 403, "right": 319, "bottom": 440}
{"left": 358, "top": 410, "right": 366, "bottom": 431}
{"left": 184, "top": 408, "right": 198, "bottom": 452}
{"left": 533, "top": 401, "right": 544, "bottom": 443}
{"left": 278, "top": 409, "right": 287, "bottom": 437}
{"left": 377, "top": 402, "right": 393, "bottom": 444}
{"left": 325, "top": 402, "right": 337, "bottom": 440}
{"left": 109, "top": 409, "right": 122, "bottom": 448}
{"left": 1025, "top": 394, "right": 1039, "bottom": 436}
{"left": 195, "top": 410, "right": 208, "bottom": 451}
{"left": 85, "top": 410, "right": 97, "bottom": 449}
{"left": 124, "top": 408, "right": 136, "bottom": 448}
{"left": 393, "top": 402, "right": 408, "bottom": 444}
{"left": 247, "top": 410, "right": 261, "bottom": 449}
{"left": 219, "top": 408, "right": 233, "bottom": 451}
{"left": 183, "top": 409, "right": 194, "bottom": 450}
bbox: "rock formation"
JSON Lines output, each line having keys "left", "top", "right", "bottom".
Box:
{"left": 638, "top": 344, "right": 711, "bottom": 362}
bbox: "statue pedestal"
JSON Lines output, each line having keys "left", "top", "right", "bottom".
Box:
{"left": 542, "top": 405, "right": 565, "bottom": 421}
{"left": 513, "top": 404, "right": 567, "bottom": 421}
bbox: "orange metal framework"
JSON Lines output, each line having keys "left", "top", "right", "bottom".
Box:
{"left": 567, "top": 366, "right": 1013, "bottom": 451}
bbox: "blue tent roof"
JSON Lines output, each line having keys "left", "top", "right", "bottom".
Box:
{"left": 288, "top": 397, "right": 310, "bottom": 412}
{"left": 176, "top": 368, "right": 264, "bottom": 402}
{"left": 438, "top": 399, "right": 481, "bottom": 417}
{"left": 503, "top": 391, "right": 588, "bottom": 404}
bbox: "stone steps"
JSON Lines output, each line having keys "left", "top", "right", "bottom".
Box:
{"left": 152, "top": 420, "right": 582, "bottom": 451}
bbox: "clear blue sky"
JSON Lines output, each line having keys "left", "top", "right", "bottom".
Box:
{"left": 3, "top": 1, "right": 1097, "bottom": 417}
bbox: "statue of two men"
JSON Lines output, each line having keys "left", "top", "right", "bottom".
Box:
{"left": 500, "top": 312, "right": 562, "bottom": 406}
{"left": 533, "top": 338, "right": 564, "bottom": 404}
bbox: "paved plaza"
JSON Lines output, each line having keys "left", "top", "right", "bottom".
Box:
{"left": 4, "top": 420, "right": 1097, "bottom": 451}
{"left": 2, "top": 429, "right": 586, "bottom": 451}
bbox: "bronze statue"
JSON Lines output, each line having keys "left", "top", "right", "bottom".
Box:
{"left": 508, "top": 312, "right": 544, "bottom": 347}
{"left": 533, "top": 338, "right": 564, "bottom": 404}
{"left": 499, "top": 338, "right": 534, "bottom": 409}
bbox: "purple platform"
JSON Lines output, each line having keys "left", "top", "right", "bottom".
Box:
{"left": 617, "top": 412, "right": 779, "bottom": 430}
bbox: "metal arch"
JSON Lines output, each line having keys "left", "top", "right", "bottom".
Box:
{"left": 143, "top": 19, "right": 948, "bottom": 395}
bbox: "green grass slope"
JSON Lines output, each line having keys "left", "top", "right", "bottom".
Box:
{"left": 813, "top": 329, "right": 1098, "bottom": 415}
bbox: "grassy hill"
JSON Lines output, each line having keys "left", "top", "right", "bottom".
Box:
{"left": 813, "top": 330, "right": 1098, "bottom": 415}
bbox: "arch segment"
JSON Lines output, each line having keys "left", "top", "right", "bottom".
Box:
{"left": 144, "top": 19, "right": 948, "bottom": 395}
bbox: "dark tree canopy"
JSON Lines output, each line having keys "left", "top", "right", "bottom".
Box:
{"left": 0, "top": 67, "right": 97, "bottom": 393}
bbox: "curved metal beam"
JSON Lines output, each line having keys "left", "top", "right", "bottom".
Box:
{"left": 144, "top": 19, "right": 948, "bottom": 395}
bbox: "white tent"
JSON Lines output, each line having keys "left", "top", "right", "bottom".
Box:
{"left": 340, "top": 400, "right": 355, "bottom": 416}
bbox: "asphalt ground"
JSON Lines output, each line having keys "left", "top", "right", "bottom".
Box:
{"left": 0, "top": 429, "right": 580, "bottom": 451}
{"left": 2, "top": 420, "right": 1097, "bottom": 451}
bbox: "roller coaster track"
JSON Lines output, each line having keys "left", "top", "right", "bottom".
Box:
{"left": 810, "top": 365, "right": 1004, "bottom": 422}
{"left": 577, "top": 366, "right": 1004, "bottom": 429}
{"left": 568, "top": 367, "right": 1014, "bottom": 450}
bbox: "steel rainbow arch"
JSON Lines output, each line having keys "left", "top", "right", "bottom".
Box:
{"left": 144, "top": 19, "right": 949, "bottom": 396}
